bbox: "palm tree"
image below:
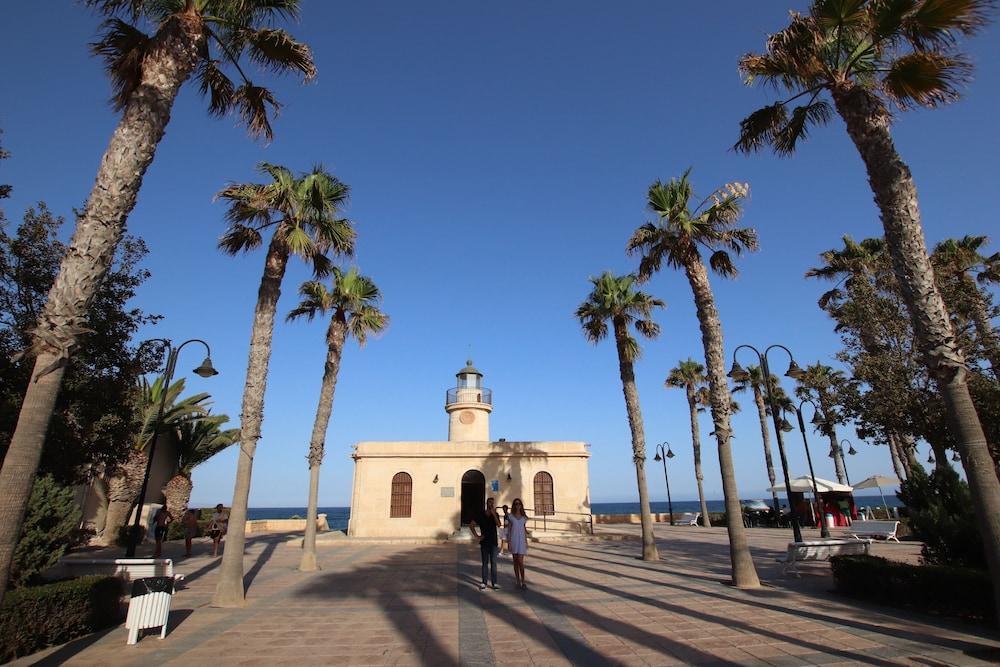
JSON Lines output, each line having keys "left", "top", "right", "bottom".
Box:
{"left": 795, "top": 364, "right": 849, "bottom": 484}
{"left": 100, "top": 376, "right": 209, "bottom": 545}
{"left": 732, "top": 365, "right": 782, "bottom": 514}
{"left": 666, "top": 359, "right": 712, "bottom": 527}
{"left": 162, "top": 415, "right": 239, "bottom": 520}
{"left": 577, "top": 272, "right": 663, "bottom": 560}
{"left": 213, "top": 163, "right": 354, "bottom": 607}
{"left": 0, "top": 0, "right": 315, "bottom": 603}
{"left": 735, "top": 1, "right": 1000, "bottom": 612}
{"left": 287, "top": 268, "right": 388, "bottom": 572}
{"left": 627, "top": 171, "right": 760, "bottom": 588}
{"left": 932, "top": 236, "right": 1000, "bottom": 380}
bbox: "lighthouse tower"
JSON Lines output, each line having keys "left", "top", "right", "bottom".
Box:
{"left": 445, "top": 359, "right": 493, "bottom": 441}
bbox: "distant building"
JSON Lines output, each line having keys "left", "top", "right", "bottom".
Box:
{"left": 348, "top": 360, "right": 592, "bottom": 538}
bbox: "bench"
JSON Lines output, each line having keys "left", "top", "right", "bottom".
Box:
{"left": 59, "top": 558, "right": 183, "bottom": 584}
{"left": 675, "top": 512, "right": 700, "bottom": 526}
{"left": 777, "top": 538, "right": 872, "bottom": 576}
{"left": 846, "top": 520, "right": 900, "bottom": 543}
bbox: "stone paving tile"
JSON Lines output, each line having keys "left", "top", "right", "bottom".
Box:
{"left": 11, "top": 526, "right": 1000, "bottom": 667}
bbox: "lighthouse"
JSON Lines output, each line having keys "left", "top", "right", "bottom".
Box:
{"left": 445, "top": 359, "right": 493, "bottom": 441}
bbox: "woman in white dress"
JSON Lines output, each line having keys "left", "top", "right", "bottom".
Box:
{"left": 507, "top": 498, "right": 531, "bottom": 589}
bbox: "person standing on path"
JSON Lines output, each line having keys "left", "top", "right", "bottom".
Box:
{"left": 209, "top": 504, "right": 228, "bottom": 557}
{"left": 153, "top": 506, "right": 173, "bottom": 558}
{"left": 507, "top": 498, "right": 531, "bottom": 589}
{"left": 469, "top": 497, "right": 501, "bottom": 590}
{"left": 183, "top": 509, "right": 200, "bottom": 557}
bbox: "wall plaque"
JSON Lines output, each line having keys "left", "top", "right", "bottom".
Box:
{"left": 440, "top": 487, "right": 455, "bottom": 497}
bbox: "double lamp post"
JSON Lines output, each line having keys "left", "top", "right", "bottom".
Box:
{"left": 653, "top": 442, "right": 675, "bottom": 526}
{"left": 728, "top": 344, "right": 831, "bottom": 543}
{"left": 126, "top": 338, "right": 218, "bottom": 558}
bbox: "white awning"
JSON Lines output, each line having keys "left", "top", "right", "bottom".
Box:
{"left": 768, "top": 476, "right": 853, "bottom": 493}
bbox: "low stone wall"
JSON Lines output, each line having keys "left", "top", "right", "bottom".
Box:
{"left": 245, "top": 513, "right": 328, "bottom": 534}
{"left": 594, "top": 513, "right": 685, "bottom": 524}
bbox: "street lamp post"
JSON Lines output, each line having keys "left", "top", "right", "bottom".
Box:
{"left": 126, "top": 338, "right": 218, "bottom": 558}
{"left": 653, "top": 442, "right": 675, "bottom": 526}
{"left": 839, "top": 439, "right": 857, "bottom": 487}
{"left": 729, "top": 344, "right": 805, "bottom": 544}
{"left": 793, "top": 399, "right": 831, "bottom": 538}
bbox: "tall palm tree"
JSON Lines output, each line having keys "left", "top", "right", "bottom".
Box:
{"left": 213, "top": 163, "right": 354, "bottom": 606}
{"left": 666, "top": 359, "right": 712, "bottom": 527}
{"left": 162, "top": 415, "right": 239, "bottom": 520}
{"left": 286, "top": 268, "right": 388, "bottom": 572}
{"left": 577, "top": 272, "right": 664, "bottom": 560}
{"left": 100, "top": 376, "right": 209, "bottom": 544}
{"left": 627, "top": 171, "right": 760, "bottom": 588}
{"left": 795, "top": 364, "right": 849, "bottom": 484}
{"left": 735, "top": 1, "right": 1000, "bottom": 612}
{"left": 0, "top": 0, "right": 315, "bottom": 603}
{"left": 932, "top": 236, "right": 1000, "bottom": 380}
{"left": 732, "top": 365, "right": 782, "bottom": 514}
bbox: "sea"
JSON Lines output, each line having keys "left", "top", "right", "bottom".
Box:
{"left": 246, "top": 495, "right": 901, "bottom": 532}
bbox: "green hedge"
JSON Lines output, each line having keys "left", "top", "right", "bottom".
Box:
{"left": 0, "top": 576, "right": 124, "bottom": 661}
{"left": 830, "top": 555, "right": 993, "bottom": 623}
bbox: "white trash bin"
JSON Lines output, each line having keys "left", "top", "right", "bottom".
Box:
{"left": 125, "top": 576, "right": 174, "bottom": 645}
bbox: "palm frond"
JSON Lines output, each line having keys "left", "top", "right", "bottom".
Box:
{"left": 91, "top": 18, "right": 151, "bottom": 111}
{"left": 772, "top": 99, "right": 832, "bottom": 155}
{"left": 634, "top": 318, "right": 660, "bottom": 340}
{"left": 881, "top": 51, "right": 972, "bottom": 108}
{"left": 709, "top": 250, "right": 739, "bottom": 278}
{"left": 84, "top": 0, "right": 147, "bottom": 21}
{"left": 218, "top": 223, "right": 264, "bottom": 255}
{"left": 734, "top": 103, "right": 789, "bottom": 153}
{"left": 241, "top": 27, "right": 315, "bottom": 80}
{"left": 233, "top": 82, "right": 281, "bottom": 141}
{"left": 196, "top": 58, "right": 236, "bottom": 116}
{"left": 902, "top": 0, "right": 995, "bottom": 49}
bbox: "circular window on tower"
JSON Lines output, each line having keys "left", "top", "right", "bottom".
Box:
{"left": 459, "top": 411, "right": 476, "bottom": 424}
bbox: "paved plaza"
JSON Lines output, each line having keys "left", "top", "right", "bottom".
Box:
{"left": 14, "top": 525, "right": 1000, "bottom": 666}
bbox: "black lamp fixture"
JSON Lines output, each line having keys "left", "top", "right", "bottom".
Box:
{"left": 653, "top": 442, "right": 676, "bottom": 526}
{"left": 952, "top": 451, "right": 961, "bottom": 462}
{"left": 507, "top": 472, "right": 512, "bottom": 481}
{"left": 193, "top": 356, "right": 219, "bottom": 377}
{"left": 433, "top": 474, "right": 438, "bottom": 484}
{"left": 779, "top": 416, "right": 795, "bottom": 433}
{"left": 848, "top": 445, "right": 857, "bottom": 456}
{"left": 785, "top": 360, "right": 806, "bottom": 379}
{"left": 810, "top": 410, "right": 826, "bottom": 426}
{"left": 727, "top": 360, "right": 750, "bottom": 381}
{"left": 928, "top": 452, "right": 936, "bottom": 465}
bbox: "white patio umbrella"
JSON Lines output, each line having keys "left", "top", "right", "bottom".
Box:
{"left": 768, "top": 476, "right": 853, "bottom": 494}
{"left": 851, "top": 475, "right": 899, "bottom": 517}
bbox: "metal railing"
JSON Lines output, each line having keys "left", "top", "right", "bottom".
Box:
{"left": 520, "top": 508, "right": 594, "bottom": 535}
{"left": 445, "top": 387, "right": 493, "bottom": 406}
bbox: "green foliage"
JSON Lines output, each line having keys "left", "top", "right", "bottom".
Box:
{"left": 898, "top": 466, "right": 985, "bottom": 569}
{"left": 0, "top": 576, "right": 123, "bottom": 661}
{"left": 165, "top": 519, "right": 207, "bottom": 542}
{"left": 0, "top": 204, "right": 160, "bottom": 483}
{"left": 830, "top": 554, "right": 992, "bottom": 623}
{"left": 11, "top": 476, "right": 83, "bottom": 588}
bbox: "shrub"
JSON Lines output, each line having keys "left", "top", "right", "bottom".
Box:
{"left": 897, "top": 466, "right": 985, "bottom": 569}
{"left": 115, "top": 524, "right": 147, "bottom": 548}
{"left": 0, "top": 576, "right": 123, "bottom": 661}
{"left": 11, "top": 475, "right": 83, "bottom": 587}
{"left": 830, "top": 554, "right": 992, "bottom": 623}
{"left": 165, "top": 518, "right": 208, "bottom": 541}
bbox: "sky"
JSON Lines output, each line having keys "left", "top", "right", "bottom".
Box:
{"left": 1, "top": 2, "right": 998, "bottom": 508}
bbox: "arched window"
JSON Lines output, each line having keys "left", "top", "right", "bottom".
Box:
{"left": 390, "top": 472, "right": 412, "bottom": 518}
{"left": 534, "top": 471, "right": 554, "bottom": 516}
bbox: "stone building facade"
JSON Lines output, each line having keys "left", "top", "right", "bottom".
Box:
{"left": 347, "top": 361, "right": 592, "bottom": 538}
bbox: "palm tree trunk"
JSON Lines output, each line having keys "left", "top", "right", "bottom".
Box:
{"left": 753, "top": 386, "right": 782, "bottom": 513}
{"left": 300, "top": 318, "right": 347, "bottom": 572}
{"left": 99, "top": 449, "right": 149, "bottom": 545}
{"left": 613, "top": 320, "right": 659, "bottom": 561}
{"left": 683, "top": 258, "right": 759, "bottom": 588}
{"left": 213, "top": 237, "right": 289, "bottom": 607}
{"left": 0, "top": 11, "right": 204, "bottom": 604}
{"left": 686, "top": 386, "right": 711, "bottom": 527}
{"left": 888, "top": 432, "right": 906, "bottom": 481}
{"left": 832, "top": 81, "right": 1000, "bottom": 620}
{"left": 966, "top": 278, "right": 1000, "bottom": 381}
{"left": 163, "top": 474, "right": 193, "bottom": 520}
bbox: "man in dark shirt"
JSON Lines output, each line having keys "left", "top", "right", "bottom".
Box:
{"left": 469, "top": 497, "right": 501, "bottom": 590}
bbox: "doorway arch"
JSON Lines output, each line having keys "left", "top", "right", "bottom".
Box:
{"left": 460, "top": 469, "right": 486, "bottom": 526}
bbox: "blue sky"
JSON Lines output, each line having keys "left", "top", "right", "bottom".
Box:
{"left": 1, "top": 2, "right": 997, "bottom": 507}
